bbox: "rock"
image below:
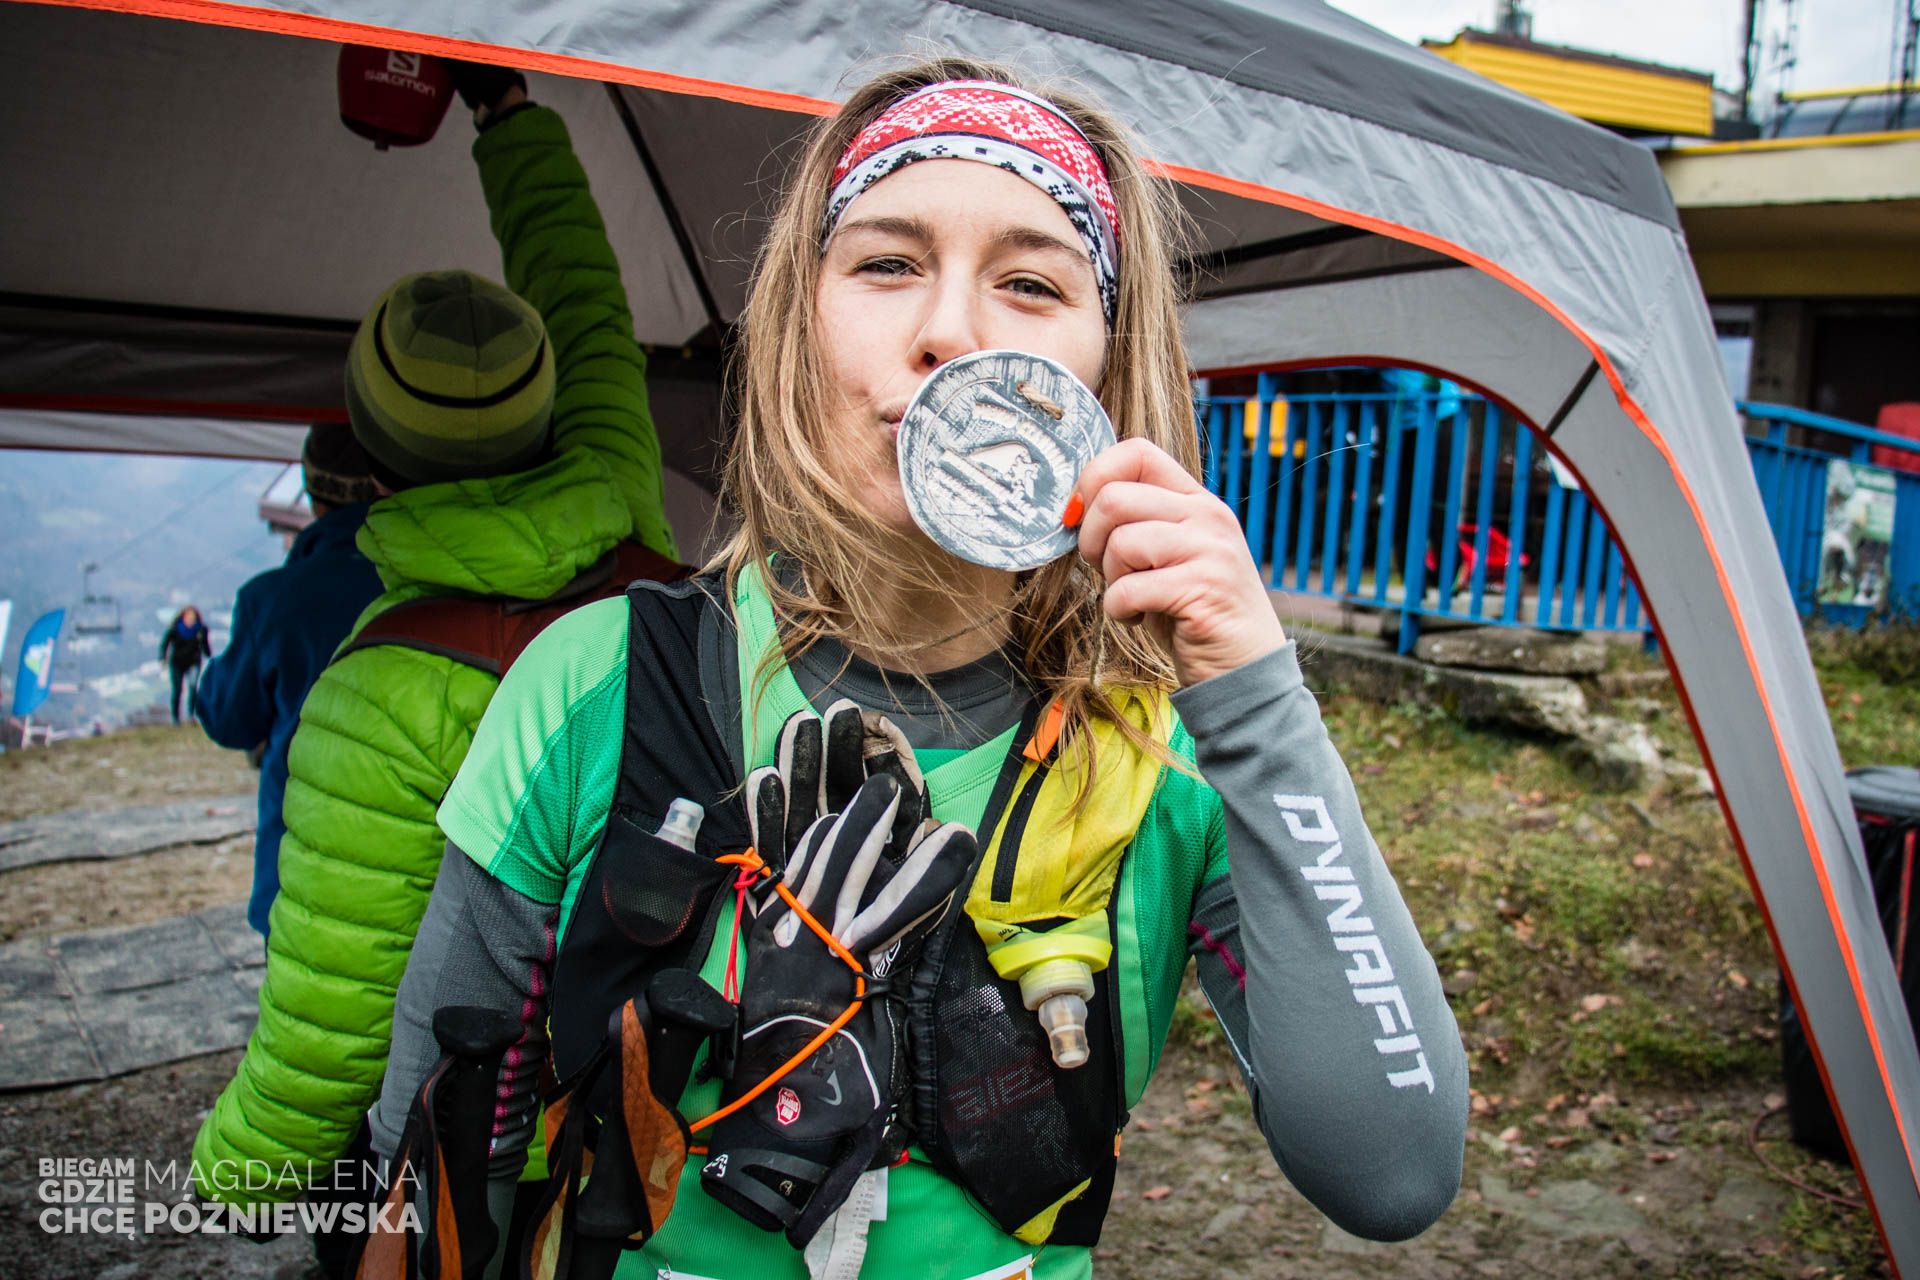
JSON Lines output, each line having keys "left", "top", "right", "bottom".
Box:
{"left": 1201, "top": 1204, "right": 1249, "bottom": 1239}
{"left": 1478, "top": 1173, "right": 1645, "bottom": 1238}
{"left": 1453, "top": 672, "right": 1591, "bottom": 737}
{"left": 1563, "top": 1141, "right": 1625, "bottom": 1175}
{"left": 1596, "top": 668, "right": 1671, "bottom": 697}
{"left": 1566, "top": 716, "right": 1666, "bottom": 791}
{"left": 1710, "top": 1173, "right": 1789, "bottom": 1223}
{"left": 98, "top": 1264, "right": 143, "bottom": 1280}
{"left": 1298, "top": 629, "right": 1591, "bottom": 737}
{"left": 1445, "top": 968, "right": 1480, "bottom": 996}
{"left": 1416, "top": 627, "right": 1609, "bottom": 676}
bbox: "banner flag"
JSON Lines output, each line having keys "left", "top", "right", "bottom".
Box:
{"left": 13, "top": 608, "right": 66, "bottom": 718}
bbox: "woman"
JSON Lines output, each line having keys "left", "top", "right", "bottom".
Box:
{"left": 159, "top": 605, "right": 211, "bottom": 724}
{"left": 376, "top": 57, "right": 1466, "bottom": 1279}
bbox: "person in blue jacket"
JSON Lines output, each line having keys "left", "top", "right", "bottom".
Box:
{"left": 196, "top": 424, "right": 387, "bottom": 936}
{"left": 159, "top": 606, "right": 213, "bottom": 722}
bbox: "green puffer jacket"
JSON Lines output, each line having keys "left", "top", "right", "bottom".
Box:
{"left": 192, "top": 104, "right": 676, "bottom": 1199}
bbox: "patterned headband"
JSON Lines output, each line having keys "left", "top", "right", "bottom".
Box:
{"left": 824, "top": 80, "right": 1121, "bottom": 324}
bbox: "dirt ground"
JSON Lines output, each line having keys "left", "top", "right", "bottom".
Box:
{"left": 0, "top": 726, "right": 258, "bottom": 823}
{"left": 0, "top": 724, "right": 1893, "bottom": 1279}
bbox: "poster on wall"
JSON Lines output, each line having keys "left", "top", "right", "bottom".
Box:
{"left": 1818, "top": 460, "right": 1898, "bottom": 608}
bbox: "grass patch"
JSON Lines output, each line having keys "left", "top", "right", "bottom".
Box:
{"left": 1562, "top": 998, "right": 1775, "bottom": 1085}
{"left": 1806, "top": 612, "right": 1920, "bottom": 686}
{"left": 0, "top": 723, "right": 255, "bottom": 822}
{"left": 1320, "top": 661, "right": 1789, "bottom": 1100}
{"left": 1306, "top": 618, "right": 1914, "bottom": 1272}
{"left": 1804, "top": 617, "right": 1920, "bottom": 766}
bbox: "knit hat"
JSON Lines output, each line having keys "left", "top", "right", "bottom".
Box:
{"left": 300, "top": 423, "right": 377, "bottom": 507}
{"left": 344, "top": 269, "right": 555, "bottom": 488}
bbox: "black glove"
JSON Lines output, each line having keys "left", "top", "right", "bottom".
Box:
{"left": 747, "top": 699, "right": 928, "bottom": 878}
{"left": 701, "top": 773, "right": 974, "bottom": 1246}
{"left": 446, "top": 60, "right": 528, "bottom": 116}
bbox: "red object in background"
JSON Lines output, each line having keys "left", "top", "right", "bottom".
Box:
{"left": 1426, "top": 524, "right": 1527, "bottom": 585}
{"left": 337, "top": 47, "right": 454, "bottom": 149}
{"left": 1873, "top": 403, "right": 1920, "bottom": 476}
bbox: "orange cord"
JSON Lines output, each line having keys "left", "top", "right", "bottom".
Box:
{"left": 687, "top": 850, "right": 868, "bottom": 1134}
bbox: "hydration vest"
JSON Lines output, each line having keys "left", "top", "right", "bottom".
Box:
{"left": 540, "top": 570, "right": 1170, "bottom": 1258}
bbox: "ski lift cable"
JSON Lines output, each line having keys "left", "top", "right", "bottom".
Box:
{"left": 175, "top": 541, "right": 265, "bottom": 591}
{"left": 88, "top": 465, "right": 255, "bottom": 571}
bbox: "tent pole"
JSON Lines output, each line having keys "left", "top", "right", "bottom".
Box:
{"left": 602, "top": 84, "right": 726, "bottom": 341}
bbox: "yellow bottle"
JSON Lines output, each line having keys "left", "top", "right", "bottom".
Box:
{"left": 964, "top": 692, "right": 1167, "bottom": 1072}
{"left": 974, "top": 913, "right": 1112, "bottom": 1069}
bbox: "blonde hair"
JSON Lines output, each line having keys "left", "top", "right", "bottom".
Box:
{"left": 718, "top": 55, "right": 1200, "bottom": 778}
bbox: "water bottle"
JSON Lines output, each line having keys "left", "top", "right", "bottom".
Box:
{"left": 655, "top": 797, "right": 704, "bottom": 851}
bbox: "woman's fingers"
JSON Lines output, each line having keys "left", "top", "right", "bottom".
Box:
{"left": 1073, "top": 479, "right": 1208, "bottom": 568}
{"left": 1074, "top": 435, "right": 1206, "bottom": 503}
{"left": 1070, "top": 437, "right": 1286, "bottom": 685}
{"left": 1097, "top": 519, "right": 1210, "bottom": 602}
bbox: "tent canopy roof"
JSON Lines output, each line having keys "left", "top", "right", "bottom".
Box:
{"left": 0, "top": 0, "right": 1666, "bottom": 453}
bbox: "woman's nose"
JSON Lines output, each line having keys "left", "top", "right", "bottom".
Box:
{"left": 913, "top": 276, "right": 984, "bottom": 372}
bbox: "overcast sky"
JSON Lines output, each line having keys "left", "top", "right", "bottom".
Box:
{"left": 1326, "top": 0, "right": 1908, "bottom": 106}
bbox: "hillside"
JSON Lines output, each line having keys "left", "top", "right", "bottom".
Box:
{"left": 0, "top": 451, "right": 287, "bottom": 728}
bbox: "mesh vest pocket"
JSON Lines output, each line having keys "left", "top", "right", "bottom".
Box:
{"left": 550, "top": 808, "right": 730, "bottom": 1080}
{"left": 597, "top": 809, "right": 728, "bottom": 947}
{"left": 909, "top": 908, "right": 1120, "bottom": 1244}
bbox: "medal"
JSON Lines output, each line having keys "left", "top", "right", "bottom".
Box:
{"left": 897, "top": 350, "right": 1115, "bottom": 571}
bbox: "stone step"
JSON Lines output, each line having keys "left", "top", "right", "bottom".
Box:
{"left": 0, "top": 794, "right": 255, "bottom": 874}
{"left": 0, "top": 903, "right": 261, "bottom": 1090}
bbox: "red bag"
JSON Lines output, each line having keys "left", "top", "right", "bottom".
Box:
{"left": 1873, "top": 403, "right": 1920, "bottom": 476}
{"left": 337, "top": 47, "right": 455, "bottom": 149}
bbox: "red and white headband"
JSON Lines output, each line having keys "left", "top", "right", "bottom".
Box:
{"left": 824, "top": 80, "right": 1121, "bottom": 324}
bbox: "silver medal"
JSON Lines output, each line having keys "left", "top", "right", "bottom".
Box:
{"left": 897, "top": 350, "right": 1115, "bottom": 571}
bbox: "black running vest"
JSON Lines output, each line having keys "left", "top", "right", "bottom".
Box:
{"left": 545, "top": 576, "right": 1128, "bottom": 1245}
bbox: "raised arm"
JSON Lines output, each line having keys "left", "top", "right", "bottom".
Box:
{"left": 471, "top": 96, "right": 677, "bottom": 559}
{"left": 1074, "top": 438, "right": 1466, "bottom": 1239}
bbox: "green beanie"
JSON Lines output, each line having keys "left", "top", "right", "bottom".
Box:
{"left": 344, "top": 269, "right": 555, "bottom": 487}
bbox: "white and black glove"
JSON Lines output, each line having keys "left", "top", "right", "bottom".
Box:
{"left": 701, "top": 770, "right": 974, "bottom": 1246}
{"left": 747, "top": 699, "right": 928, "bottom": 879}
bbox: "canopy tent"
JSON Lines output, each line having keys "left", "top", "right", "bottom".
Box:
{"left": 2, "top": 0, "right": 1915, "bottom": 1264}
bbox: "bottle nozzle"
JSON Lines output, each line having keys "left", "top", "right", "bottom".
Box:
{"left": 657, "top": 798, "right": 705, "bottom": 852}
{"left": 1037, "top": 993, "right": 1090, "bottom": 1069}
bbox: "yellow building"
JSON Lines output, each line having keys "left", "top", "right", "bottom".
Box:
{"left": 1423, "top": 29, "right": 1715, "bottom": 137}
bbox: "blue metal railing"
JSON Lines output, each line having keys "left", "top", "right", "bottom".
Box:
{"left": 1196, "top": 381, "right": 1920, "bottom": 653}
{"left": 1739, "top": 400, "right": 1920, "bottom": 621}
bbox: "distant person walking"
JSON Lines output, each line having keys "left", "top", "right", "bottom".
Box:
{"left": 195, "top": 425, "right": 386, "bottom": 936}
{"left": 158, "top": 606, "right": 211, "bottom": 723}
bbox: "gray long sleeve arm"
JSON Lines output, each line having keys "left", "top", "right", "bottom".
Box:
{"left": 372, "top": 843, "right": 555, "bottom": 1175}
{"left": 1170, "top": 642, "right": 1467, "bottom": 1242}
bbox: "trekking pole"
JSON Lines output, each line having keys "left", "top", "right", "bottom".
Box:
{"left": 569, "top": 970, "right": 737, "bottom": 1280}
{"left": 357, "top": 1005, "right": 521, "bottom": 1280}
{"left": 428, "top": 1006, "right": 523, "bottom": 1279}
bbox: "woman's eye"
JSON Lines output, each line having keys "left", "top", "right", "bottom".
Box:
{"left": 1006, "top": 276, "right": 1062, "bottom": 300}
{"left": 856, "top": 256, "right": 916, "bottom": 277}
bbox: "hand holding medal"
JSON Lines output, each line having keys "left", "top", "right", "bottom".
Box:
{"left": 899, "top": 348, "right": 1286, "bottom": 686}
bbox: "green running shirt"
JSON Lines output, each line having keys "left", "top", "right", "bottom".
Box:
{"left": 438, "top": 581, "right": 1226, "bottom": 1279}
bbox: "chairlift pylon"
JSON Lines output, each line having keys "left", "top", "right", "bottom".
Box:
{"left": 72, "top": 561, "right": 124, "bottom": 636}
